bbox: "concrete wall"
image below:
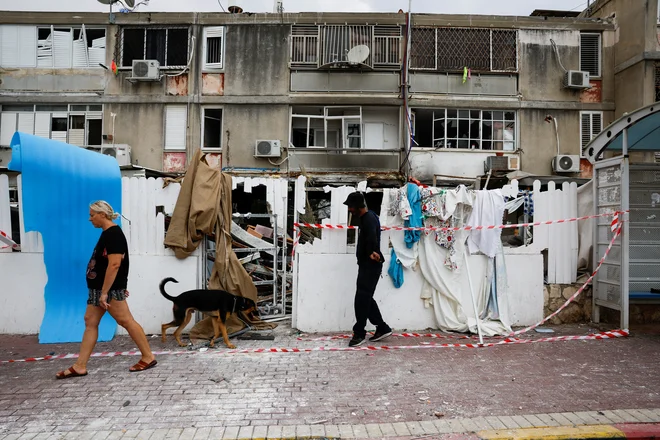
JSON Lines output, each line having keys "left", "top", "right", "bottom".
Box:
{"left": 0, "top": 252, "right": 199, "bottom": 336}
{"left": 104, "top": 103, "right": 167, "bottom": 170}
{"left": 295, "top": 251, "right": 544, "bottom": 332}
{"left": 224, "top": 25, "right": 291, "bottom": 97}
{"left": 222, "top": 104, "right": 289, "bottom": 169}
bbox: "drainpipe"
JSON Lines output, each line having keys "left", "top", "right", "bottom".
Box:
{"left": 400, "top": 3, "right": 413, "bottom": 178}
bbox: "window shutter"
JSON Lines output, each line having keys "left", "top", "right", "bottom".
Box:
{"left": 17, "top": 113, "right": 35, "bottom": 135}
{"left": 580, "top": 113, "right": 591, "bottom": 149}
{"left": 0, "top": 113, "right": 17, "bottom": 146}
{"left": 53, "top": 29, "right": 73, "bottom": 68}
{"left": 0, "top": 25, "right": 19, "bottom": 67}
{"left": 165, "top": 105, "right": 187, "bottom": 150}
{"left": 580, "top": 33, "right": 601, "bottom": 77}
{"left": 18, "top": 26, "right": 36, "bottom": 67}
{"left": 34, "top": 113, "right": 51, "bottom": 139}
{"left": 203, "top": 26, "right": 224, "bottom": 69}
{"left": 591, "top": 112, "right": 602, "bottom": 138}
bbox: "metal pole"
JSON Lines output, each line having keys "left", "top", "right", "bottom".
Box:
{"left": 463, "top": 251, "right": 484, "bottom": 344}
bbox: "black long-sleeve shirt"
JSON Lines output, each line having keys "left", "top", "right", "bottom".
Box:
{"left": 357, "top": 210, "right": 384, "bottom": 265}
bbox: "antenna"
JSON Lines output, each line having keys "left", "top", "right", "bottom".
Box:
{"left": 346, "top": 45, "right": 370, "bottom": 65}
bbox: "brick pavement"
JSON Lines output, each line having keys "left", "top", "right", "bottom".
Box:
{"left": 0, "top": 323, "right": 659, "bottom": 438}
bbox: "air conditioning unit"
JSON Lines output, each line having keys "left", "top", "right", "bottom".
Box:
{"left": 563, "top": 70, "right": 590, "bottom": 89}
{"left": 484, "top": 155, "right": 520, "bottom": 173}
{"left": 552, "top": 154, "right": 580, "bottom": 173}
{"left": 130, "top": 60, "right": 161, "bottom": 81}
{"left": 254, "top": 140, "right": 281, "bottom": 158}
{"left": 101, "top": 144, "right": 132, "bottom": 166}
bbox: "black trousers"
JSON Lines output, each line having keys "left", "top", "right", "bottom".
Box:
{"left": 353, "top": 261, "right": 386, "bottom": 338}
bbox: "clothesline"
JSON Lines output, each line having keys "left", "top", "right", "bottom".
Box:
{"left": 294, "top": 210, "right": 626, "bottom": 233}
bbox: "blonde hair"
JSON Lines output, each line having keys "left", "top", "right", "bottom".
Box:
{"left": 90, "top": 200, "right": 119, "bottom": 220}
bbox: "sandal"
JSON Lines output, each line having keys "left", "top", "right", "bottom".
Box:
{"left": 55, "top": 366, "right": 88, "bottom": 380}
{"left": 129, "top": 359, "right": 157, "bottom": 372}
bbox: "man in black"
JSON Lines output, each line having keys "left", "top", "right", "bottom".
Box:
{"left": 344, "top": 192, "right": 392, "bottom": 347}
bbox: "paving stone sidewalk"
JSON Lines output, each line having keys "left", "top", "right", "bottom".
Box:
{"left": 0, "top": 323, "right": 658, "bottom": 438}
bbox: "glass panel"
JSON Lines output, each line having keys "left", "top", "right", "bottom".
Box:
{"left": 122, "top": 28, "right": 145, "bottom": 66}
{"left": 69, "top": 115, "right": 85, "bottom": 130}
{"left": 146, "top": 29, "right": 167, "bottom": 66}
{"left": 51, "top": 117, "right": 67, "bottom": 132}
{"left": 35, "top": 105, "right": 68, "bottom": 112}
{"left": 2, "top": 105, "right": 34, "bottom": 112}
{"left": 166, "top": 28, "right": 189, "bottom": 66}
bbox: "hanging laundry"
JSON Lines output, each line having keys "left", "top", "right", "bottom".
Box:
{"left": 388, "top": 187, "right": 412, "bottom": 220}
{"left": 404, "top": 183, "right": 423, "bottom": 248}
{"left": 466, "top": 189, "right": 506, "bottom": 258}
{"left": 463, "top": 67, "right": 468, "bottom": 83}
{"left": 388, "top": 248, "right": 404, "bottom": 288}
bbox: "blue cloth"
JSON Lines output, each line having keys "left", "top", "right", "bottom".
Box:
{"left": 9, "top": 132, "right": 122, "bottom": 343}
{"left": 388, "top": 248, "right": 404, "bottom": 288}
{"left": 404, "top": 183, "right": 423, "bottom": 248}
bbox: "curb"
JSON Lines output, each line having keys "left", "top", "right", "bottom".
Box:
{"left": 477, "top": 424, "right": 627, "bottom": 439}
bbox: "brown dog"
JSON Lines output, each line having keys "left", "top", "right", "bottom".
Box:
{"left": 159, "top": 277, "right": 257, "bottom": 348}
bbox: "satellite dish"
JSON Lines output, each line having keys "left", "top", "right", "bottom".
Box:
{"left": 97, "top": 0, "right": 136, "bottom": 7}
{"left": 347, "top": 45, "right": 370, "bottom": 64}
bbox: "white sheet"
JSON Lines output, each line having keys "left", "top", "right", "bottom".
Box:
{"left": 467, "top": 189, "right": 505, "bottom": 258}
{"left": 418, "top": 235, "right": 510, "bottom": 336}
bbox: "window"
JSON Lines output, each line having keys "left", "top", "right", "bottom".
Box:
{"left": 121, "top": 27, "right": 189, "bottom": 68}
{"left": 164, "top": 105, "right": 187, "bottom": 150}
{"left": 290, "top": 106, "right": 363, "bottom": 149}
{"left": 203, "top": 27, "right": 224, "bottom": 70}
{"left": 202, "top": 108, "right": 223, "bottom": 149}
{"left": 580, "top": 33, "right": 601, "bottom": 78}
{"left": 413, "top": 108, "right": 516, "bottom": 151}
{"left": 410, "top": 27, "right": 518, "bottom": 72}
{"left": 0, "top": 104, "right": 102, "bottom": 147}
{"left": 0, "top": 24, "right": 105, "bottom": 69}
{"left": 290, "top": 25, "right": 402, "bottom": 69}
{"left": 580, "top": 111, "right": 603, "bottom": 155}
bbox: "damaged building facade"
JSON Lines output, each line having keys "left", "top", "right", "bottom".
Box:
{"left": 0, "top": 9, "right": 615, "bottom": 185}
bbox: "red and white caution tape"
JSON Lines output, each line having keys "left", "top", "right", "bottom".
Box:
{"left": 510, "top": 221, "right": 623, "bottom": 336}
{"left": 294, "top": 210, "right": 627, "bottom": 233}
{"left": 0, "top": 229, "right": 19, "bottom": 250}
{"left": 0, "top": 330, "right": 629, "bottom": 364}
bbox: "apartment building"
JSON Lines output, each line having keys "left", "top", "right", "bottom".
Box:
{"left": 0, "top": 9, "right": 614, "bottom": 185}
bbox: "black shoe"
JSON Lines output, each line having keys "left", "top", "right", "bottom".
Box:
{"left": 369, "top": 327, "right": 393, "bottom": 342}
{"left": 348, "top": 335, "right": 365, "bottom": 347}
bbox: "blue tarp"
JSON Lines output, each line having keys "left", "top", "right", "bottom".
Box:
{"left": 8, "top": 132, "right": 122, "bottom": 343}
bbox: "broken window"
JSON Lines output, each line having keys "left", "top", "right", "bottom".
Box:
{"left": 290, "top": 25, "right": 402, "bottom": 69}
{"left": 413, "top": 108, "right": 517, "bottom": 151}
{"left": 202, "top": 108, "right": 223, "bottom": 150}
{"left": 290, "top": 106, "right": 363, "bottom": 150}
{"left": 0, "top": 24, "right": 105, "bottom": 69}
{"left": 0, "top": 104, "right": 103, "bottom": 147}
{"left": 121, "top": 27, "right": 190, "bottom": 68}
{"left": 410, "top": 27, "right": 518, "bottom": 72}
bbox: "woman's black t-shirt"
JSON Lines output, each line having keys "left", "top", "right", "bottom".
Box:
{"left": 86, "top": 225, "right": 130, "bottom": 290}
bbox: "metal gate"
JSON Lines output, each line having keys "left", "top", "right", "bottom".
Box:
{"left": 628, "top": 164, "right": 660, "bottom": 303}
{"left": 592, "top": 156, "right": 629, "bottom": 328}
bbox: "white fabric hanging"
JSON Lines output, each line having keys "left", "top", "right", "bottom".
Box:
{"left": 467, "top": 189, "right": 506, "bottom": 258}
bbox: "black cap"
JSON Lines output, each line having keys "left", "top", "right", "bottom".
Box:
{"left": 344, "top": 192, "right": 366, "bottom": 209}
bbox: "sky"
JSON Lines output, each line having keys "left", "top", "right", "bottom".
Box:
{"left": 0, "top": 0, "right": 591, "bottom": 15}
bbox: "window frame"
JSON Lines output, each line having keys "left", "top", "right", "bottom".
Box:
{"left": 413, "top": 108, "right": 517, "bottom": 151}
{"left": 289, "top": 106, "right": 365, "bottom": 150}
{"left": 202, "top": 26, "right": 225, "bottom": 71}
{"left": 201, "top": 106, "right": 223, "bottom": 151}
{"left": 0, "top": 24, "right": 106, "bottom": 69}
{"left": 580, "top": 110, "right": 603, "bottom": 157}
{"left": 0, "top": 104, "right": 103, "bottom": 147}
{"left": 579, "top": 32, "right": 602, "bottom": 79}
{"left": 120, "top": 26, "right": 190, "bottom": 69}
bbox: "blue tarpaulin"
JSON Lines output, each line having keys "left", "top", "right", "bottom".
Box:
{"left": 8, "top": 132, "right": 122, "bottom": 343}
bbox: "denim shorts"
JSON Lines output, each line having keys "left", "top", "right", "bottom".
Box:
{"left": 87, "top": 289, "right": 127, "bottom": 307}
